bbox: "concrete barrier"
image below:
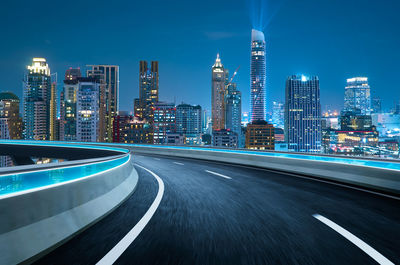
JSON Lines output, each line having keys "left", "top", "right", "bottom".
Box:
{"left": 0, "top": 151, "right": 138, "bottom": 265}
{"left": 129, "top": 145, "right": 400, "bottom": 195}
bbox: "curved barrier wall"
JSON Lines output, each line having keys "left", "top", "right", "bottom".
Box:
{"left": 127, "top": 145, "right": 400, "bottom": 195}
{"left": 0, "top": 142, "right": 138, "bottom": 265}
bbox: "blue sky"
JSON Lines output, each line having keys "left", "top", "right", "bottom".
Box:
{"left": 0, "top": 0, "right": 399, "bottom": 114}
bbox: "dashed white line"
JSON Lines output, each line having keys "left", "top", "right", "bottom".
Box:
{"left": 173, "top": 162, "right": 184, "bottom": 165}
{"left": 205, "top": 170, "right": 232, "bottom": 180}
{"left": 154, "top": 158, "right": 161, "bottom": 161}
{"left": 96, "top": 164, "right": 164, "bottom": 265}
{"left": 313, "top": 214, "right": 394, "bottom": 265}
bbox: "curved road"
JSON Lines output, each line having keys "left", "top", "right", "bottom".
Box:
{"left": 36, "top": 154, "right": 400, "bottom": 265}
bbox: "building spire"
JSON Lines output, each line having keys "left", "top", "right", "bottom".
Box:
{"left": 213, "top": 53, "right": 223, "bottom": 68}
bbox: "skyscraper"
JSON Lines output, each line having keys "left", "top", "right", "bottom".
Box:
{"left": 76, "top": 77, "right": 100, "bottom": 142}
{"left": 60, "top": 68, "right": 81, "bottom": 141}
{"left": 176, "top": 103, "right": 202, "bottom": 135}
{"left": 285, "top": 75, "right": 322, "bottom": 153}
{"left": 23, "top": 58, "right": 51, "bottom": 140}
{"left": 211, "top": 54, "right": 228, "bottom": 131}
{"left": 49, "top": 82, "right": 57, "bottom": 141}
{"left": 87, "top": 65, "right": 119, "bottom": 142}
{"left": 224, "top": 82, "right": 242, "bottom": 146}
{"left": 272, "top": 101, "right": 284, "bottom": 129}
{"left": 0, "top": 92, "right": 23, "bottom": 140}
{"left": 153, "top": 102, "right": 176, "bottom": 144}
{"left": 250, "top": 29, "right": 266, "bottom": 121}
{"left": 134, "top": 61, "right": 159, "bottom": 122}
{"left": 344, "top": 77, "right": 371, "bottom": 114}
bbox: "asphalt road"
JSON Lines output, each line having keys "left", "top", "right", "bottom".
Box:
{"left": 36, "top": 154, "right": 400, "bottom": 265}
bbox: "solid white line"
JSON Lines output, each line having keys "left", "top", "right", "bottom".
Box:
{"left": 313, "top": 214, "right": 394, "bottom": 265}
{"left": 173, "top": 162, "right": 184, "bottom": 165}
{"left": 96, "top": 164, "right": 165, "bottom": 265}
{"left": 205, "top": 170, "right": 232, "bottom": 180}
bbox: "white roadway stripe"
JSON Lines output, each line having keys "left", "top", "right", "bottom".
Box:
{"left": 154, "top": 158, "right": 161, "bottom": 161}
{"left": 173, "top": 162, "right": 184, "bottom": 165}
{"left": 313, "top": 214, "right": 394, "bottom": 265}
{"left": 205, "top": 170, "right": 232, "bottom": 180}
{"left": 96, "top": 164, "right": 165, "bottom": 265}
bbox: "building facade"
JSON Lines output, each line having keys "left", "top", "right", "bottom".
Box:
{"left": 245, "top": 120, "right": 274, "bottom": 150}
{"left": 211, "top": 54, "right": 228, "bottom": 131}
{"left": 49, "top": 82, "right": 57, "bottom": 141}
{"left": 272, "top": 101, "right": 284, "bottom": 129}
{"left": 153, "top": 102, "right": 176, "bottom": 144}
{"left": 212, "top": 129, "right": 238, "bottom": 148}
{"left": 285, "top": 75, "right": 322, "bottom": 153}
{"left": 344, "top": 77, "right": 371, "bottom": 115}
{"left": 225, "top": 82, "right": 242, "bottom": 136}
{"left": 176, "top": 104, "right": 202, "bottom": 135}
{"left": 0, "top": 92, "right": 22, "bottom": 140}
{"left": 250, "top": 29, "right": 266, "bottom": 122}
{"left": 60, "top": 68, "right": 81, "bottom": 141}
{"left": 76, "top": 77, "right": 100, "bottom": 142}
{"left": 23, "top": 58, "right": 51, "bottom": 140}
{"left": 112, "top": 114, "right": 152, "bottom": 144}
{"left": 87, "top": 65, "right": 119, "bottom": 142}
{"left": 340, "top": 110, "right": 373, "bottom": 131}
{"left": 134, "top": 61, "right": 159, "bottom": 122}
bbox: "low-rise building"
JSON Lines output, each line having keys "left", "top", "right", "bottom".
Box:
{"left": 245, "top": 120, "right": 274, "bottom": 150}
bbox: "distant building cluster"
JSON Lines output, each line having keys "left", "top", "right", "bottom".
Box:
{"left": 0, "top": 29, "right": 399, "bottom": 165}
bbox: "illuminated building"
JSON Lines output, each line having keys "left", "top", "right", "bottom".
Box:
{"left": 0, "top": 118, "right": 12, "bottom": 167}
{"left": 245, "top": 120, "right": 274, "bottom": 150}
{"left": 87, "top": 65, "right": 119, "bottom": 142}
{"left": 76, "top": 77, "right": 100, "bottom": 142}
{"left": 134, "top": 61, "right": 159, "bottom": 122}
{"left": 340, "top": 110, "right": 372, "bottom": 131}
{"left": 372, "top": 97, "right": 381, "bottom": 113}
{"left": 224, "top": 82, "right": 242, "bottom": 146}
{"left": 285, "top": 75, "right": 322, "bottom": 153}
{"left": 344, "top": 77, "right": 371, "bottom": 114}
{"left": 113, "top": 113, "right": 152, "bottom": 144}
{"left": 49, "top": 82, "right": 57, "bottom": 141}
{"left": 250, "top": 29, "right": 266, "bottom": 121}
{"left": 153, "top": 102, "right": 176, "bottom": 144}
{"left": 241, "top": 112, "right": 250, "bottom": 127}
{"left": 211, "top": 54, "right": 228, "bottom": 130}
{"left": 272, "top": 101, "right": 284, "bottom": 129}
{"left": 274, "top": 128, "right": 285, "bottom": 143}
{"left": 176, "top": 104, "right": 202, "bottom": 135}
{"left": 60, "top": 68, "right": 81, "bottom": 141}
{"left": 212, "top": 129, "right": 238, "bottom": 148}
{"left": 23, "top": 58, "right": 51, "bottom": 140}
{"left": 0, "top": 92, "right": 22, "bottom": 139}
{"left": 165, "top": 134, "right": 185, "bottom": 145}
{"left": 372, "top": 113, "right": 400, "bottom": 137}
{"left": 322, "top": 129, "right": 379, "bottom": 156}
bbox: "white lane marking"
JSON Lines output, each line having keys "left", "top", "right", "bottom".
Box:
{"left": 154, "top": 158, "right": 161, "bottom": 161}
{"left": 97, "top": 164, "right": 165, "bottom": 265}
{"left": 205, "top": 170, "right": 232, "bottom": 180}
{"left": 313, "top": 214, "right": 394, "bottom": 265}
{"left": 173, "top": 162, "right": 184, "bottom": 165}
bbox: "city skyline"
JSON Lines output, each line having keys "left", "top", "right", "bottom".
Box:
{"left": 1, "top": 0, "right": 399, "bottom": 114}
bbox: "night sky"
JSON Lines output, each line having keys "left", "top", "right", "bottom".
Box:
{"left": 0, "top": 0, "right": 399, "bottom": 114}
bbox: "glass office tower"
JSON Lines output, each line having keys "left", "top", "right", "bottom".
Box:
{"left": 344, "top": 77, "right": 371, "bottom": 115}
{"left": 250, "top": 29, "right": 266, "bottom": 122}
{"left": 285, "top": 75, "right": 322, "bottom": 153}
{"left": 23, "top": 58, "right": 51, "bottom": 140}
